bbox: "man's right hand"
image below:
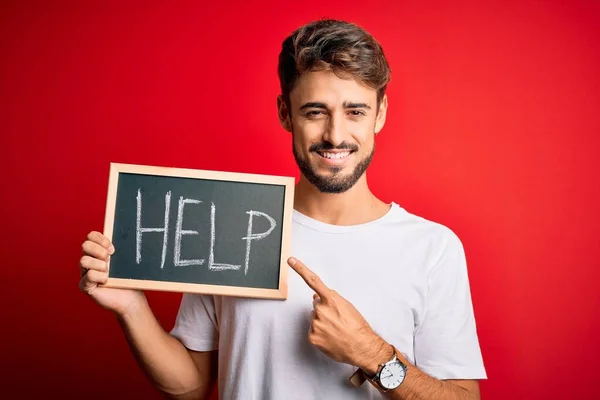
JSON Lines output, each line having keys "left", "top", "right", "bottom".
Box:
{"left": 79, "top": 231, "right": 146, "bottom": 317}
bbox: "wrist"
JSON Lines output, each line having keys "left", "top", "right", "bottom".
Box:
{"left": 115, "top": 293, "right": 149, "bottom": 323}
{"left": 355, "top": 336, "right": 394, "bottom": 376}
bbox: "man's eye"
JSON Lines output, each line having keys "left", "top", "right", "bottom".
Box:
{"left": 348, "top": 110, "right": 365, "bottom": 116}
{"left": 306, "top": 110, "right": 324, "bottom": 117}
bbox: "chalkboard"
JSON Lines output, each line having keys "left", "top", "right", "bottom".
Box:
{"left": 102, "top": 163, "right": 294, "bottom": 300}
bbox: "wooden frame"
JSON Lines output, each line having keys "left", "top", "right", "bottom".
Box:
{"left": 102, "top": 162, "right": 295, "bottom": 300}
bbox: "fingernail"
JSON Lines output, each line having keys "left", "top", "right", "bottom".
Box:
{"left": 109, "top": 245, "right": 115, "bottom": 254}
{"left": 288, "top": 257, "right": 296, "bottom": 266}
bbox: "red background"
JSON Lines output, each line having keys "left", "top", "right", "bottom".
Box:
{"left": 2, "top": 1, "right": 599, "bottom": 399}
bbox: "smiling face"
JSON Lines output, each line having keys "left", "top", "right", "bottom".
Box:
{"left": 278, "top": 69, "right": 387, "bottom": 193}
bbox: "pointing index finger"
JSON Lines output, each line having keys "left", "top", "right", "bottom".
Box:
{"left": 288, "top": 257, "right": 331, "bottom": 299}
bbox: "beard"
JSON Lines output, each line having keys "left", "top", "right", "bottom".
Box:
{"left": 293, "top": 139, "right": 375, "bottom": 194}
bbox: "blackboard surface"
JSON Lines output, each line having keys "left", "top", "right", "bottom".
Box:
{"left": 102, "top": 163, "right": 294, "bottom": 299}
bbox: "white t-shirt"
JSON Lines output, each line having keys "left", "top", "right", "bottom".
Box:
{"left": 170, "top": 203, "right": 487, "bottom": 399}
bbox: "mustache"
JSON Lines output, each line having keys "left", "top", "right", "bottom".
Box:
{"left": 309, "top": 142, "right": 358, "bottom": 152}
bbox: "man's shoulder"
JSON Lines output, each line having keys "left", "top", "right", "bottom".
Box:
{"left": 387, "top": 203, "right": 462, "bottom": 245}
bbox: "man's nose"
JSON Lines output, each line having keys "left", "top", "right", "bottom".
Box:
{"left": 322, "top": 112, "right": 348, "bottom": 147}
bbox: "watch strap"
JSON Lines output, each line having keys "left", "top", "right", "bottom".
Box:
{"left": 348, "top": 345, "right": 406, "bottom": 391}
{"left": 349, "top": 368, "right": 367, "bottom": 387}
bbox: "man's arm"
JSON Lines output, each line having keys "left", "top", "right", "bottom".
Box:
{"left": 289, "top": 257, "right": 483, "bottom": 400}
{"left": 117, "top": 297, "right": 217, "bottom": 400}
{"left": 389, "top": 372, "right": 479, "bottom": 400}
{"left": 357, "top": 343, "right": 480, "bottom": 399}
{"left": 79, "top": 231, "right": 218, "bottom": 400}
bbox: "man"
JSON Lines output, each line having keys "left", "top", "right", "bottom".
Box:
{"left": 79, "top": 19, "right": 486, "bottom": 399}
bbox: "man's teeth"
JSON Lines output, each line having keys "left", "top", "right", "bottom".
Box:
{"left": 321, "top": 151, "right": 350, "bottom": 159}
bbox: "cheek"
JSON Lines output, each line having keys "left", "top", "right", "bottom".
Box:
{"left": 352, "top": 125, "right": 375, "bottom": 148}
{"left": 291, "top": 132, "right": 305, "bottom": 149}
{"left": 292, "top": 123, "right": 322, "bottom": 149}
{"left": 292, "top": 134, "right": 313, "bottom": 159}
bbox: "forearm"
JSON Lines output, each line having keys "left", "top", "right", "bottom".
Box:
{"left": 383, "top": 359, "right": 478, "bottom": 400}
{"left": 116, "top": 298, "right": 208, "bottom": 399}
{"left": 357, "top": 341, "right": 479, "bottom": 400}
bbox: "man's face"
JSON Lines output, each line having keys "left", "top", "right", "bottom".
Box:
{"left": 278, "top": 70, "right": 387, "bottom": 193}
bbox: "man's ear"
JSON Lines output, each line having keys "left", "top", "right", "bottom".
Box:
{"left": 277, "top": 95, "right": 293, "bottom": 132}
{"left": 374, "top": 94, "right": 388, "bottom": 135}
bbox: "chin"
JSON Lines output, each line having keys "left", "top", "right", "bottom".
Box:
{"left": 293, "top": 143, "right": 374, "bottom": 194}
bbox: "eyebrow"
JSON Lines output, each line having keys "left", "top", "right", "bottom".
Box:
{"left": 343, "top": 101, "right": 371, "bottom": 109}
{"left": 299, "top": 101, "right": 372, "bottom": 110}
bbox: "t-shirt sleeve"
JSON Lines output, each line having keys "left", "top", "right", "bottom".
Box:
{"left": 169, "top": 293, "right": 219, "bottom": 352}
{"left": 414, "top": 228, "right": 487, "bottom": 380}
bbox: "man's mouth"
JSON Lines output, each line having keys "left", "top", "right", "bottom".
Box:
{"left": 316, "top": 151, "right": 352, "bottom": 160}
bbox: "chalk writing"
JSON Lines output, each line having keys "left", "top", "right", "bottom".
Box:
{"left": 136, "top": 189, "right": 171, "bottom": 268}
{"left": 135, "top": 189, "right": 277, "bottom": 275}
{"left": 243, "top": 211, "right": 277, "bottom": 275}
{"left": 208, "top": 201, "right": 242, "bottom": 272}
{"left": 174, "top": 197, "right": 205, "bottom": 267}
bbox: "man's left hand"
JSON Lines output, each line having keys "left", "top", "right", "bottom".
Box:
{"left": 288, "top": 256, "right": 390, "bottom": 370}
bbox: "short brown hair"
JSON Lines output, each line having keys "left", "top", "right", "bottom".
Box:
{"left": 278, "top": 19, "right": 391, "bottom": 108}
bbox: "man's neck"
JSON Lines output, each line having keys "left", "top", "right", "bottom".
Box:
{"left": 293, "top": 175, "right": 390, "bottom": 226}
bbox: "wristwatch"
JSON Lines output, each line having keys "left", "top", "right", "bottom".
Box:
{"left": 365, "top": 346, "right": 407, "bottom": 392}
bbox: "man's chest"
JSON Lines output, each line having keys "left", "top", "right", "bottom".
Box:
{"left": 213, "top": 235, "right": 428, "bottom": 361}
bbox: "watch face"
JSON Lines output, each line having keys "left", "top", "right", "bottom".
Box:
{"left": 379, "top": 361, "right": 406, "bottom": 390}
